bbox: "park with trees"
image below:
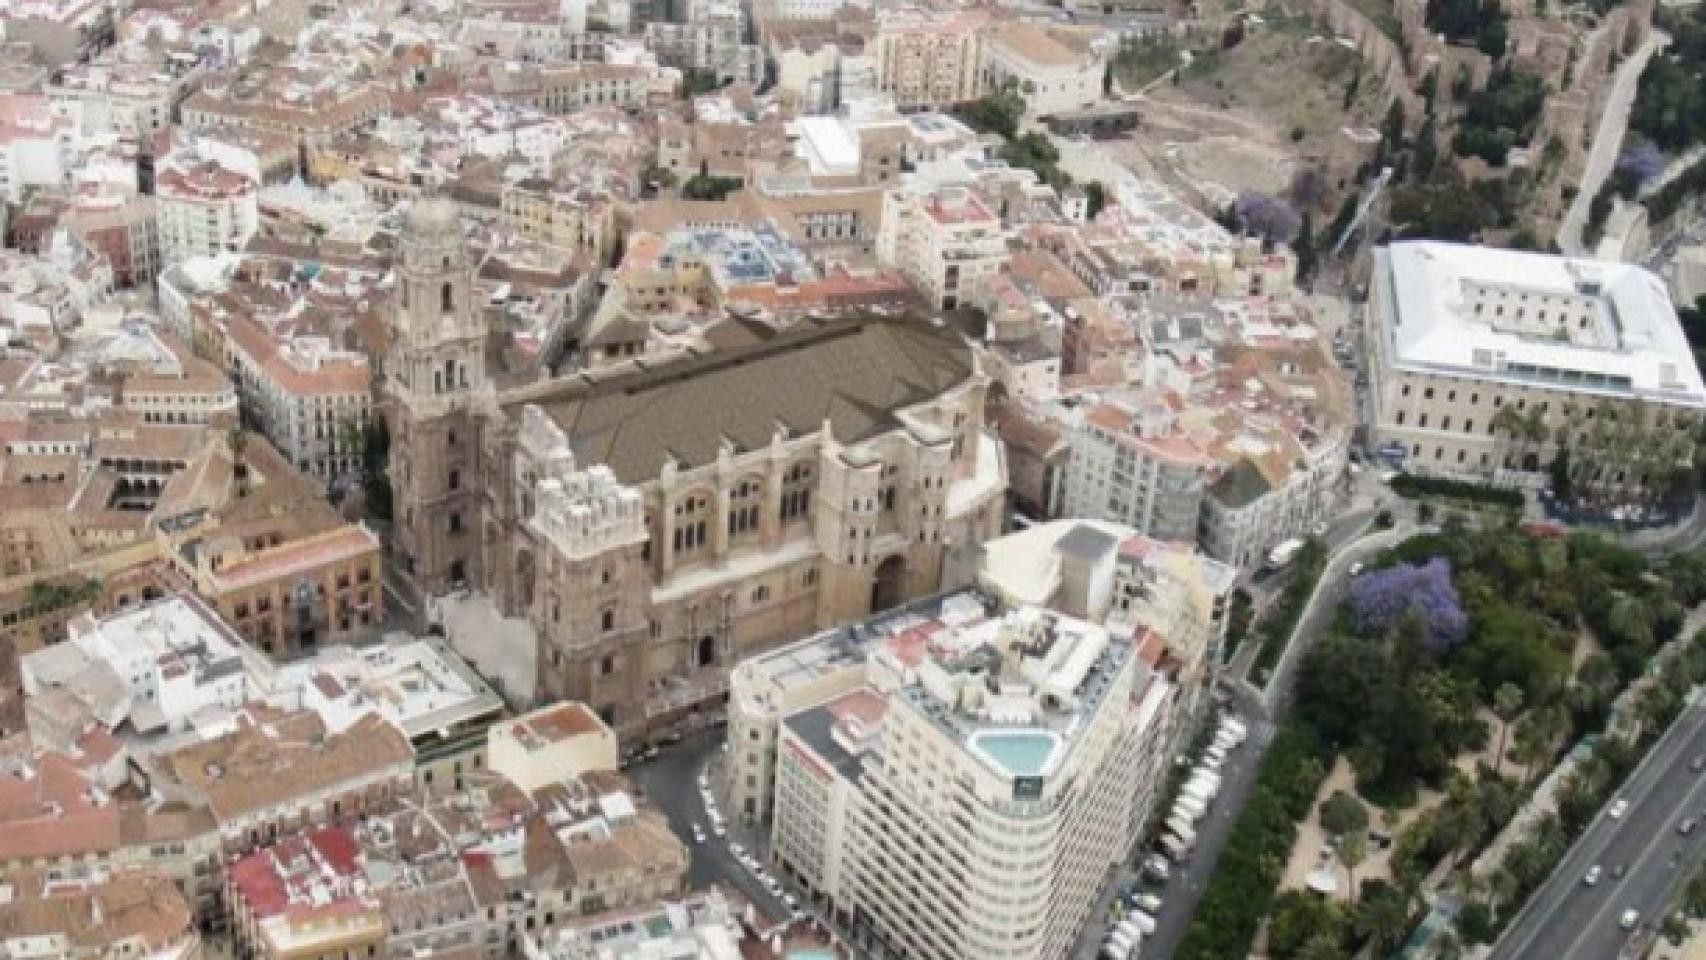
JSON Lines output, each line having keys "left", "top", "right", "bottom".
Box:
{"left": 1179, "top": 517, "right": 1706, "bottom": 960}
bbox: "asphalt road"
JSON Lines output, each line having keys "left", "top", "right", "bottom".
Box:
{"left": 624, "top": 730, "right": 798, "bottom": 919}
{"left": 1117, "top": 683, "right": 1277, "bottom": 960}
{"left": 1082, "top": 509, "right": 1391, "bottom": 959}
{"left": 1493, "top": 697, "right": 1706, "bottom": 960}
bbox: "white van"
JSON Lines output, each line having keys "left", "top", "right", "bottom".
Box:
{"left": 1130, "top": 911, "right": 1159, "bottom": 936}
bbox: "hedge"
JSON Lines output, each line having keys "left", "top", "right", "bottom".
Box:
{"left": 1390, "top": 473, "right": 1524, "bottom": 509}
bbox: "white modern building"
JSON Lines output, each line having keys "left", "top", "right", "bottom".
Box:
{"left": 876, "top": 185, "right": 1008, "bottom": 311}
{"left": 729, "top": 519, "right": 1233, "bottom": 960}
{"left": 154, "top": 148, "right": 259, "bottom": 268}
{"left": 0, "top": 95, "right": 81, "bottom": 204}
{"left": 1368, "top": 242, "right": 1706, "bottom": 492}
{"left": 777, "top": 606, "right": 1152, "bottom": 960}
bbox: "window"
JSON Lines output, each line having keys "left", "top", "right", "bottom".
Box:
{"left": 1424, "top": 387, "right": 1435, "bottom": 400}
{"left": 752, "top": 585, "right": 769, "bottom": 604}
{"left": 600, "top": 655, "right": 615, "bottom": 676}
{"left": 441, "top": 282, "right": 455, "bottom": 313}
{"left": 672, "top": 493, "right": 711, "bottom": 557}
{"left": 1464, "top": 419, "right": 1474, "bottom": 433}
{"left": 601, "top": 609, "right": 615, "bottom": 632}
{"left": 448, "top": 469, "right": 460, "bottom": 492}
{"left": 728, "top": 478, "right": 762, "bottom": 539}
{"left": 449, "top": 511, "right": 463, "bottom": 534}
{"left": 781, "top": 463, "right": 813, "bottom": 521}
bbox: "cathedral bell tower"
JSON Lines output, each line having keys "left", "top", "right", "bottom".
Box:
{"left": 387, "top": 199, "right": 488, "bottom": 595}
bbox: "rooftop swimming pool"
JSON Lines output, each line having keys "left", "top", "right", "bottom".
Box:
{"left": 968, "top": 729, "right": 1061, "bottom": 778}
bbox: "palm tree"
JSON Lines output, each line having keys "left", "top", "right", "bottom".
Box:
{"left": 1492, "top": 682, "right": 1524, "bottom": 775}
{"left": 1340, "top": 831, "right": 1368, "bottom": 902}
{"left": 1355, "top": 887, "right": 1414, "bottom": 955}
{"left": 1492, "top": 404, "right": 1528, "bottom": 486}
{"left": 1299, "top": 932, "right": 1349, "bottom": 960}
{"left": 1524, "top": 406, "right": 1548, "bottom": 470}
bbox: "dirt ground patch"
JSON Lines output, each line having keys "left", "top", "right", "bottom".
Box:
{"left": 1118, "top": 17, "right": 1387, "bottom": 209}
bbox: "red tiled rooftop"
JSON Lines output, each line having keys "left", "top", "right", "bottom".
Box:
{"left": 517, "top": 702, "right": 604, "bottom": 743}
{"left": 229, "top": 850, "right": 289, "bottom": 917}
{"left": 308, "top": 825, "right": 360, "bottom": 875}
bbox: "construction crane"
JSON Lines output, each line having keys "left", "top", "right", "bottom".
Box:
{"left": 1331, "top": 166, "right": 1394, "bottom": 258}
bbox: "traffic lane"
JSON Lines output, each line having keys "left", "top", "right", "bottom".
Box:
{"left": 624, "top": 732, "right": 797, "bottom": 917}
{"left": 1496, "top": 702, "right": 1706, "bottom": 960}
{"left": 1555, "top": 770, "right": 1706, "bottom": 960}
{"left": 1495, "top": 702, "right": 1706, "bottom": 959}
{"left": 1141, "top": 687, "right": 1274, "bottom": 960}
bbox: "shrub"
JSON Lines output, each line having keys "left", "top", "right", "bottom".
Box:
{"left": 1390, "top": 473, "right": 1524, "bottom": 508}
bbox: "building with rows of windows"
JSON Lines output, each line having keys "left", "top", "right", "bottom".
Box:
{"left": 1368, "top": 242, "right": 1706, "bottom": 496}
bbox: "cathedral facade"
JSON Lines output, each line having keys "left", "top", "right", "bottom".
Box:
{"left": 387, "top": 201, "right": 1008, "bottom": 738}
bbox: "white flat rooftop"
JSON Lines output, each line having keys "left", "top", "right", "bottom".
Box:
{"left": 1379, "top": 242, "right": 1706, "bottom": 406}
{"left": 793, "top": 114, "right": 861, "bottom": 177}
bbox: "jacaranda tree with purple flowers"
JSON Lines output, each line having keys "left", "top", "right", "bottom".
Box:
{"left": 1347, "top": 556, "right": 1469, "bottom": 654}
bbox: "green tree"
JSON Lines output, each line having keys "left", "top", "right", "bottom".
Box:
{"left": 1549, "top": 443, "right": 1573, "bottom": 501}
{"left": 1320, "top": 790, "right": 1369, "bottom": 838}
{"left": 1295, "top": 212, "right": 1318, "bottom": 283}
{"left": 956, "top": 83, "right": 1025, "bottom": 139}
{"left": 360, "top": 418, "right": 392, "bottom": 521}
{"left": 1457, "top": 900, "right": 1496, "bottom": 943}
{"left": 1354, "top": 884, "right": 1412, "bottom": 952}
{"left": 1083, "top": 181, "right": 1108, "bottom": 219}
{"left": 1340, "top": 831, "right": 1369, "bottom": 901}
{"left": 1492, "top": 681, "right": 1525, "bottom": 775}
{"left": 1298, "top": 931, "right": 1349, "bottom": 960}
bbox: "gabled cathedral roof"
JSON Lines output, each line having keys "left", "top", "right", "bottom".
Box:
{"left": 511, "top": 314, "right": 975, "bottom": 483}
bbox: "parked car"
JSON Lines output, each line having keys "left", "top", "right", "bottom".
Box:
{"left": 691, "top": 824, "right": 706, "bottom": 845}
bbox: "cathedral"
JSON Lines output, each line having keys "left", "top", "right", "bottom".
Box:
{"left": 386, "top": 200, "right": 1009, "bottom": 738}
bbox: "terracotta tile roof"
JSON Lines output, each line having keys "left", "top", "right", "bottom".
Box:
{"left": 0, "top": 753, "right": 122, "bottom": 861}
{"left": 154, "top": 709, "right": 412, "bottom": 824}
{"left": 205, "top": 524, "right": 380, "bottom": 593}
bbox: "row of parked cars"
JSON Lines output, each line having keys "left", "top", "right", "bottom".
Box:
{"left": 695, "top": 770, "right": 808, "bottom": 924}
{"left": 1158, "top": 714, "right": 1247, "bottom": 863}
{"left": 1100, "top": 712, "right": 1249, "bottom": 960}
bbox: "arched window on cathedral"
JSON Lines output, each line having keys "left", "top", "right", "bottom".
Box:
{"left": 441, "top": 282, "right": 454, "bottom": 313}
{"left": 728, "top": 476, "right": 763, "bottom": 544}
{"left": 672, "top": 492, "right": 712, "bottom": 559}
